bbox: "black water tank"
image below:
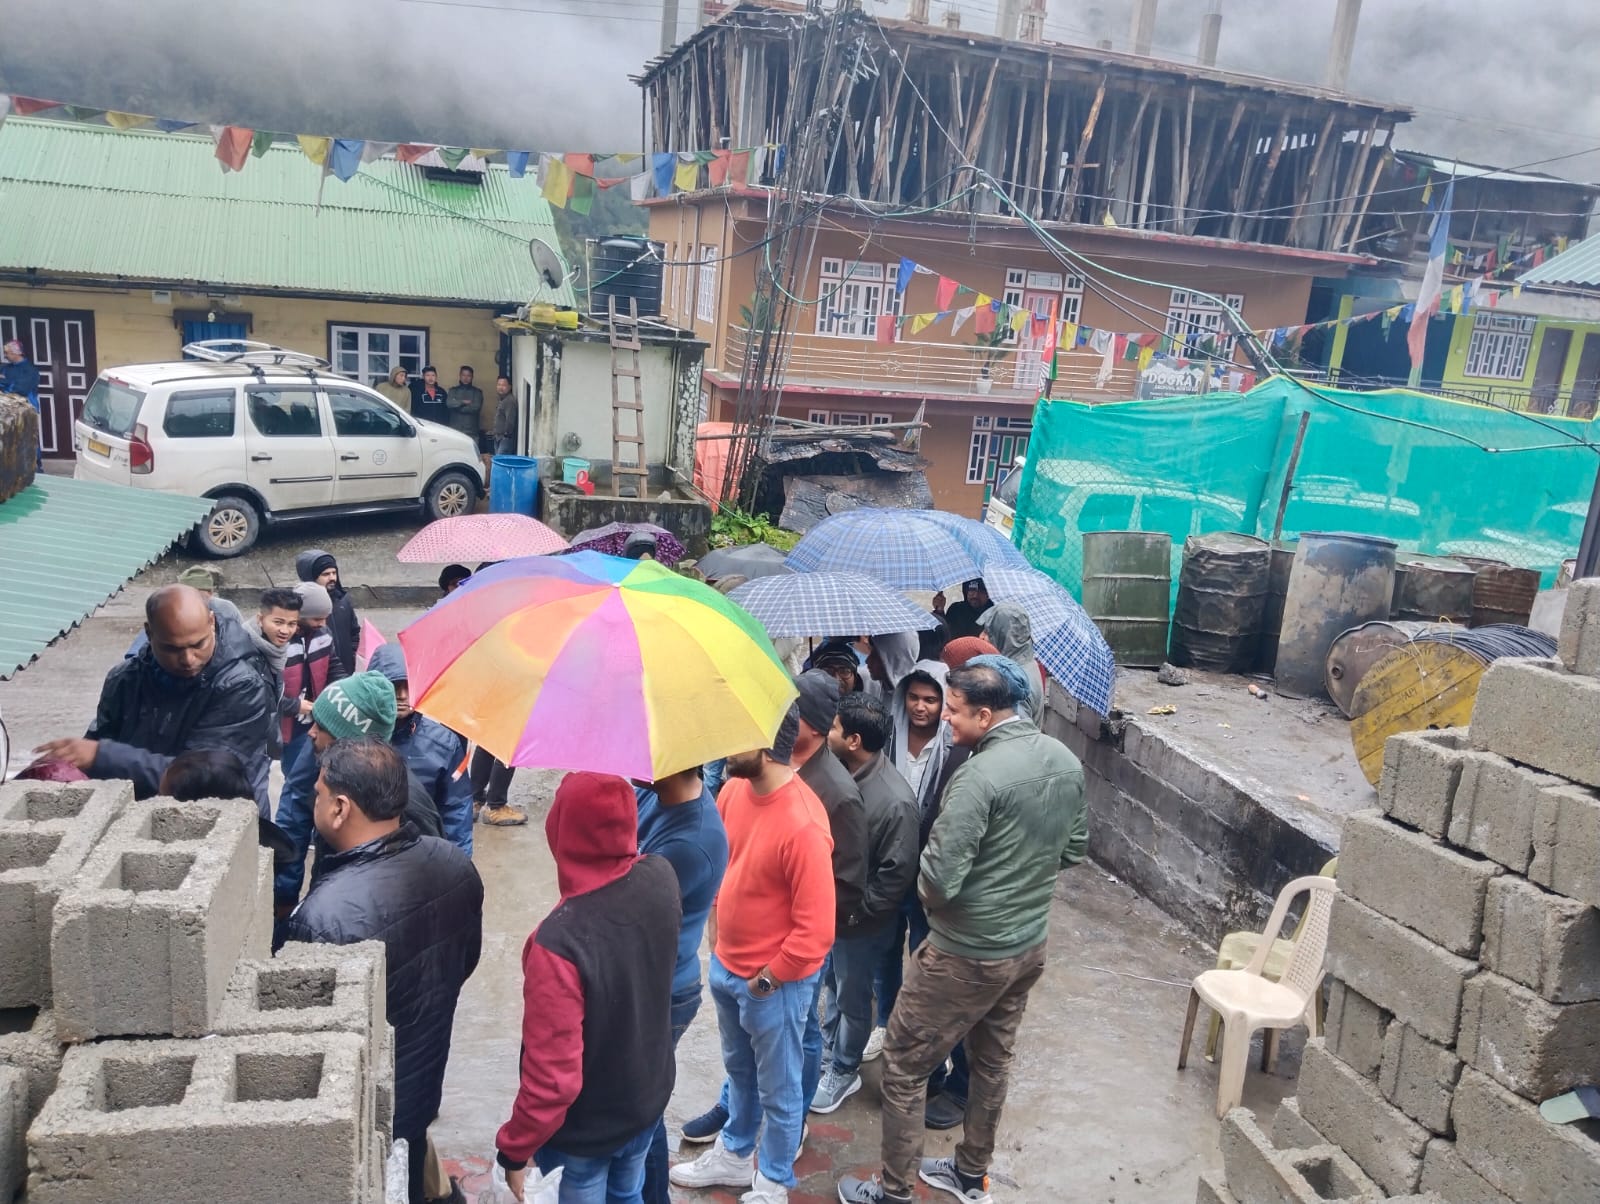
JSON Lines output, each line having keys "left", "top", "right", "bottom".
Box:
{"left": 587, "top": 237, "right": 665, "bottom": 320}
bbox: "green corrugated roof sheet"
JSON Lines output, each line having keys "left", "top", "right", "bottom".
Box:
{"left": 0, "top": 119, "right": 574, "bottom": 307}
{"left": 0, "top": 474, "right": 214, "bottom": 678}
{"left": 1519, "top": 237, "right": 1600, "bottom": 289}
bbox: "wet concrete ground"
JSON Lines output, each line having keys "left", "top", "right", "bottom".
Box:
{"left": 0, "top": 566, "right": 1302, "bottom": 1204}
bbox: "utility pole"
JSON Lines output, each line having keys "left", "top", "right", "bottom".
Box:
{"left": 721, "top": 0, "right": 867, "bottom": 508}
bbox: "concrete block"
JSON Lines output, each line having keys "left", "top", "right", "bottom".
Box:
{"left": 1446, "top": 751, "right": 1561, "bottom": 874}
{"left": 50, "top": 798, "right": 259, "bottom": 1041}
{"left": 385, "top": 1137, "right": 410, "bottom": 1204}
{"left": 376, "top": 1022, "right": 395, "bottom": 1143}
{"left": 1323, "top": 979, "right": 1389, "bottom": 1080}
{"left": 0, "top": 1006, "right": 62, "bottom": 1119}
{"left": 0, "top": 780, "right": 130, "bottom": 1007}
{"left": 1297, "top": 1038, "right": 1428, "bottom": 1196}
{"left": 1557, "top": 577, "right": 1600, "bottom": 676}
{"left": 1376, "top": 728, "right": 1470, "bottom": 839}
{"left": 1529, "top": 781, "right": 1600, "bottom": 909}
{"left": 1470, "top": 657, "right": 1600, "bottom": 789}
{"left": 1457, "top": 970, "right": 1600, "bottom": 1101}
{"left": 1270, "top": 1097, "right": 1324, "bottom": 1151}
{"left": 1338, "top": 809, "right": 1499, "bottom": 957}
{"left": 1451, "top": 1068, "right": 1600, "bottom": 1201}
{"left": 1481, "top": 874, "right": 1600, "bottom": 1003}
{"left": 1326, "top": 895, "right": 1475, "bottom": 1046}
{"left": 240, "top": 847, "right": 274, "bottom": 964}
{"left": 1377, "top": 1024, "right": 1461, "bottom": 1136}
{"left": 26, "top": 1031, "right": 368, "bottom": 1204}
{"left": 1418, "top": 1139, "right": 1512, "bottom": 1204}
{"left": 0, "top": 1065, "right": 24, "bottom": 1204}
{"left": 1219, "top": 1106, "right": 1383, "bottom": 1204}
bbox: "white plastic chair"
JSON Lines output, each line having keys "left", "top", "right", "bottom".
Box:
{"left": 1177, "top": 875, "right": 1339, "bottom": 1118}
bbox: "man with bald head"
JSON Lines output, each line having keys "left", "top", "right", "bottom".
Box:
{"left": 38, "top": 583, "right": 277, "bottom": 810}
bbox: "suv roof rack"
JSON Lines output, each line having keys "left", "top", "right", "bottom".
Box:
{"left": 180, "top": 340, "right": 331, "bottom": 369}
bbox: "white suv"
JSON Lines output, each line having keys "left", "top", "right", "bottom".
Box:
{"left": 73, "top": 342, "right": 484, "bottom": 556}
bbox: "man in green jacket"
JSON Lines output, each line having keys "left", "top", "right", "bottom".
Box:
{"left": 838, "top": 661, "right": 1085, "bottom": 1204}
{"left": 444, "top": 365, "right": 483, "bottom": 440}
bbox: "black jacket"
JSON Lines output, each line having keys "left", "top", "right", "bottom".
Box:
{"left": 295, "top": 549, "right": 359, "bottom": 674}
{"left": 797, "top": 744, "right": 868, "bottom": 933}
{"left": 281, "top": 825, "right": 483, "bottom": 1145}
{"left": 845, "top": 752, "right": 920, "bottom": 934}
{"left": 87, "top": 606, "right": 275, "bottom": 809}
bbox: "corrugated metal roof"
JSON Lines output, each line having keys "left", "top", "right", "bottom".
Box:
{"left": 1394, "top": 150, "right": 1599, "bottom": 190}
{"left": 0, "top": 474, "right": 215, "bottom": 678}
{"left": 1519, "top": 238, "right": 1600, "bottom": 289}
{"left": 0, "top": 119, "right": 574, "bottom": 306}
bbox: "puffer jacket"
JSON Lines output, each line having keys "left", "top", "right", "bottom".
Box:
{"left": 296, "top": 549, "right": 359, "bottom": 674}
{"left": 369, "top": 644, "right": 474, "bottom": 854}
{"left": 87, "top": 606, "right": 275, "bottom": 810}
{"left": 279, "top": 626, "right": 348, "bottom": 747}
{"left": 920, "top": 718, "right": 1085, "bottom": 961}
{"left": 280, "top": 825, "right": 483, "bottom": 1147}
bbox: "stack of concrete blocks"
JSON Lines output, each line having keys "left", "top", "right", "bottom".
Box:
{"left": 1198, "top": 578, "right": 1600, "bottom": 1204}
{"left": 0, "top": 781, "right": 398, "bottom": 1204}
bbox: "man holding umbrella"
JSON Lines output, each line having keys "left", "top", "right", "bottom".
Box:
{"left": 934, "top": 579, "right": 992, "bottom": 640}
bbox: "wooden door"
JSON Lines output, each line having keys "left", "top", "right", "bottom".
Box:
{"left": 1568, "top": 333, "right": 1600, "bottom": 419}
{"left": 1529, "top": 326, "right": 1572, "bottom": 415}
{"left": 0, "top": 305, "right": 97, "bottom": 459}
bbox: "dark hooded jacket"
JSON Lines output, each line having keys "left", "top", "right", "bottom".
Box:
{"left": 890, "top": 660, "right": 972, "bottom": 847}
{"left": 87, "top": 605, "right": 274, "bottom": 810}
{"left": 296, "top": 549, "right": 359, "bottom": 676}
{"left": 797, "top": 743, "right": 869, "bottom": 933}
{"left": 280, "top": 824, "right": 483, "bottom": 1149}
{"left": 496, "top": 773, "right": 680, "bottom": 1168}
{"left": 369, "top": 644, "right": 474, "bottom": 853}
{"left": 844, "top": 752, "right": 920, "bottom": 933}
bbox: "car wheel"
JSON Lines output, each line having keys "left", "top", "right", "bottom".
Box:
{"left": 193, "top": 494, "right": 260, "bottom": 558}
{"left": 426, "top": 470, "right": 476, "bottom": 519}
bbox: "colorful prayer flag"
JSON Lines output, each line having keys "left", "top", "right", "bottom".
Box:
{"left": 250, "top": 131, "right": 276, "bottom": 158}
{"left": 396, "top": 143, "right": 434, "bottom": 164}
{"left": 908, "top": 313, "right": 934, "bottom": 336}
{"left": 506, "top": 151, "right": 530, "bottom": 178}
{"left": 328, "top": 139, "right": 365, "bottom": 181}
{"left": 213, "top": 125, "right": 253, "bottom": 172}
{"left": 950, "top": 306, "right": 974, "bottom": 336}
{"left": 707, "top": 149, "right": 735, "bottom": 187}
{"left": 566, "top": 152, "right": 595, "bottom": 177}
{"left": 875, "top": 314, "right": 897, "bottom": 346}
{"left": 298, "top": 136, "right": 332, "bottom": 165}
{"left": 974, "top": 303, "right": 997, "bottom": 337}
{"left": 542, "top": 157, "right": 573, "bottom": 207}
{"left": 629, "top": 172, "right": 654, "bottom": 202}
{"left": 105, "top": 111, "right": 151, "bottom": 130}
{"left": 673, "top": 157, "right": 699, "bottom": 192}
{"left": 9, "top": 97, "right": 60, "bottom": 116}
{"left": 570, "top": 172, "right": 596, "bottom": 216}
{"left": 651, "top": 152, "right": 676, "bottom": 195}
{"left": 935, "top": 276, "right": 958, "bottom": 311}
{"left": 896, "top": 258, "right": 916, "bottom": 296}
{"left": 1408, "top": 178, "right": 1454, "bottom": 372}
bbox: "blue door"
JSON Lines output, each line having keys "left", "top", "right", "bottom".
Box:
{"left": 182, "top": 320, "right": 248, "bottom": 355}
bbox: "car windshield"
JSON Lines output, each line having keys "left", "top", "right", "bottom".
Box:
{"left": 81, "top": 378, "right": 145, "bottom": 438}
{"left": 994, "top": 460, "right": 1025, "bottom": 506}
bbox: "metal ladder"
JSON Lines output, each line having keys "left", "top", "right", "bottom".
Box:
{"left": 607, "top": 297, "right": 648, "bottom": 499}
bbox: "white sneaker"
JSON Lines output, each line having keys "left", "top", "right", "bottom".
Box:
{"left": 668, "top": 1135, "right": 753, "bottom": 1189}
{"left": 863, "top": 1026, "right": 886, "bottom": 1062}
{"left": 743, "top": 1171, "right": 789, "bottom": 1203}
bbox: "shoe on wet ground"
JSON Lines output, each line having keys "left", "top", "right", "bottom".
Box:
{"left": 481, "top": 804, "right": 528, "bottom": 826}
{"left": 810, "top": 1068, "right": 862, "bottom": 1114}
{"left": 924, "top": 1091, "right": 966, "bottom": 1130}
{"left": 668, "top": 1135, "right": 752, "bottom": 1189}
{"left": 863, "top": 1026, "right": 886, "bottom": 1062}
{"left": 679, "top": 1100, "right": 728, "bottom": 1144}
{"left": 919, "top": 1156, "right": 993, "bottom": 1204}
{"left": 742, "top": 1171, "right": 790, "bottom": 1203}
{"left": 836, "top": 1174, "right": 912, "bottom": 1203}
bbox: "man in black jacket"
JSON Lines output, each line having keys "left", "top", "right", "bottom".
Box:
{"left": 38, "top": 584, "right": 275, "bottom": 810}
{"left": 813, "top": 692, "right": 918, "bottom": 1113}
{"left": 496, "top": 772, "right": 680, "bottom": 1201}
{"left": 281, "top": 739, "right": 483, "bottom": 1204}
{"left": 296, "top": 548, "right": 359, "bottom": 680}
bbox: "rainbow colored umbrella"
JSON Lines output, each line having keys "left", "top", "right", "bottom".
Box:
{"left": 397, "top": 551, "right": 796, "bottom": 779}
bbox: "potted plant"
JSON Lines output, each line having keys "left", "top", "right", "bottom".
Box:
{"left": 969, "top": 323, "right": 1011, "bottom": 394}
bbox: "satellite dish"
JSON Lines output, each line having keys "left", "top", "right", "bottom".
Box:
{"left": 529, "top": 238, "right": 567, "bottom": 289}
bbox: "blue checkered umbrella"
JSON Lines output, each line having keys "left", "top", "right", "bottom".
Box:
{"left": 980, "top": 564, "right": 1117, "bottom": 716}
{"left": 914, "top": 510, "right": 1029, "bottom": 573}
{"left": 728, "top": 572, "right": 939, "bottom": 639}
{"left": 785, "top": 509, "right": 991, "bottom": 589}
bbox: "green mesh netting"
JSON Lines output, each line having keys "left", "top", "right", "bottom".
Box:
{"left": 1013, "top": 377, "right": 1600, "bottom": 599}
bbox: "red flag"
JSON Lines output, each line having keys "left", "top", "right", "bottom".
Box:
{"left": 1038, "top": 300, "right": 1060, "bottom": 366}
{"left": 707, "top": 150, "right": 735, "bottom": 186}
{"left": 214, "top": 126, "right": 254, "bottom": 172}
{"left": 974, "top": 303, "right": 997, "bottom": 336}
{"left": 9, "top": 97, "right": 61, "bottom": 116}
{"left": 565, "top": 152, "right": 595, "bottom": 177}
{"left": 936, "top": 275, "right": 959, "bottom": 310}
{"left": 396, "top": 143, "right": 435, "bottom": 163}
{"left": 875, "top": 314, "right": 897, "bottom": 346}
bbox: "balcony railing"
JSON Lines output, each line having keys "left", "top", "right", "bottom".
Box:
{"left": 1292, "top": 367, "right": 1600, "bottom": 420}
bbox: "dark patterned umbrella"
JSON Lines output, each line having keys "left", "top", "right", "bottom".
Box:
{"left": 566, "top": 522, "right": 686, "bottom": 567}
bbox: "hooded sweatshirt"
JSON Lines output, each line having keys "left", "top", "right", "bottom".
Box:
{"left": 890, "top": 660, "right": 970, "bottom": 844}
{"left": 868, "top": 631, "right": 920, "bottom": 701}
{"left": 980, "top": 603, "right": 1045, "bottom": 722}
{"left": 368, "top": 644, "right": 474, "bottom": 854}
{"left": 496, "top": 773, "right": 681, "bottom": 1168}
{"left": 296, "top": 549, "right": 359, "bottom": 675}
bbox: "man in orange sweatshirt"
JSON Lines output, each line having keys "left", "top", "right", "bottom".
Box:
{"left": 670, "top": 706, "right": 835, "bottom": 1204}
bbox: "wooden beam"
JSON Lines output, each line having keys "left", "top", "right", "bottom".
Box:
{"left": 1195, "top": 98, "right": 1245, "bottom": 228}
{"left": 1226, "top": 116, "right": 1264, "bottom": 240}
{"left": 1242, "top": 109, "right": 1293, "bottom": 241}
{"left": 1287, "top": 108, "right": 1339, "bottom": 245}
{"left": 1175, "top": 87, "right": 1194, "bottom": 232}
{"left": 1064, "top": 75, "right": 1108, "bottom": 224}
{"left": 1010, "top": 84, "right": 1028, "bottom": 210}
{"left": 962, "top": 58, "right": 1001, "bottom": 180}
{"left": 868, "top": 44, "right": 909, "bottom": 200}
{"left": 1031, "top": 57, "right": 1054, "bottom": 220}
{"left": 1345, "top": 130, "right": 1393, "bottom": 252}
{"left": 1329, "top": 114, "right": 1381, "bottom": 249}
{"left": 1135, "top": 103, "right": 1162, "bottom": 229}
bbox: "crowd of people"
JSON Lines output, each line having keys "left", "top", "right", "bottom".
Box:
{"left": 375, "top": 363, "right": 517, "bottom": 455}
{"left": 31, "top": 552, "right": 1084, "bottom": 1204}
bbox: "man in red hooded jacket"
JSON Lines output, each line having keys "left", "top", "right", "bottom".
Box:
{"left": 495, "top": 772, "right": 682, "bottom": 1200}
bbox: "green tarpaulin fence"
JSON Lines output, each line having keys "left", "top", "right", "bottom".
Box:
{"left": 1012, "top": 376, "right": 1600, "bottom": 600}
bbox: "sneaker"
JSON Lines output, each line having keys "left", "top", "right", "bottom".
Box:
{"left": 810, "top": 1068, "right": 862, "bottom": 1114}
{"left": 471, "top": 798, "right": 485, "bottom": 822}
{"left": 837, "top": 1175, "right": 912, "bottom": 1204}
{"left": 863, "top": 1026, "right": 886, "bottom": 1062}
{"left": 668, "top": 1135, "right": 752, "bottom": 1189}
{"left": 919, "top": 1156, "right": 993, "bottom": 1204}
{"left": 679, "top": 1101, "right": 728, "bottom": 1145}
{"left": 481, "top": 804, "right": 528, "bottom": 826}
{"left": 924, "top": 1092, "right": 966, "bottom": 1130}
{"left": 743, "top": 1171, "right": 789, "bottom": 1203}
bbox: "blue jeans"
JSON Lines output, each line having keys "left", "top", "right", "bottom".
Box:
{"left": 874, "top": 894, "right": 968, "bottom": 1102}
{"left": 642, "top": 992, "right": 701, "bottom": 1204}
{"left": 822, "top": 924, "right": 900, "bottom": 1077}
{"left": 709, "top": 955, "right": 817, "bottom": 1188}
{"left": 535, "top": 1123, "right": 654, "bottom": 1204}
{"left": 801, "top": 971, "right": 823, "bottom": 1109}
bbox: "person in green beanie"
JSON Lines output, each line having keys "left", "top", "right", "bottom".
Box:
{"left": 273, "top": 671, "right": 444, "bottom": 917}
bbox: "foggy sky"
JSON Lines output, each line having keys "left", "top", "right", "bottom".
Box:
{"left": 0, "top": 0, "right": 1595, "bottom": 180}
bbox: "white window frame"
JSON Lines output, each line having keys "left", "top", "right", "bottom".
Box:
{"left": 696, "top": 244, "right": 718, "bottom": 324}
{"left": 1003, "top": 268, "right": 1084, "bottom": 345}
{"left": 966, "top": 414, "right": 1032, "bottom": 487}
{"left": 329, "top": 324, "right": 428, "bottom": 388}
{"left": 870, "top": 412, "right": 893, "bottom": 426}
{"left": 1463, "top": 313, "right": 1536, "bottom": 380}
{"left": 815, "top": 259, "right": 900, "bottom": 339}
{"left": 806, "top": 408, "right": 831, "bottom": 424}
{"left": 1164, "top": 290, "right": 1244, "bottom": 358}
